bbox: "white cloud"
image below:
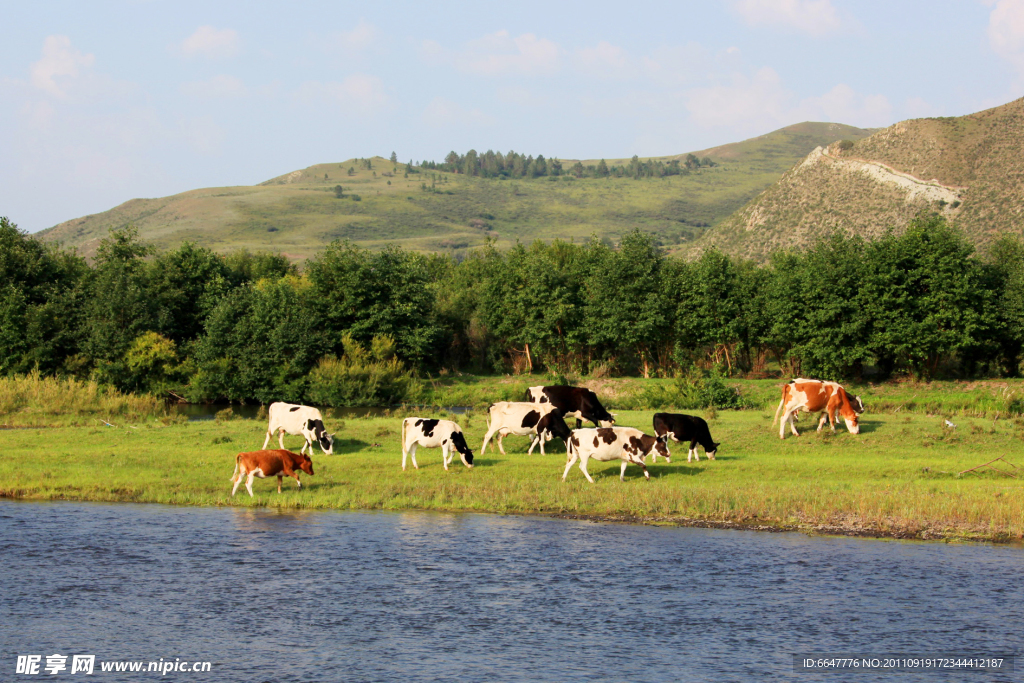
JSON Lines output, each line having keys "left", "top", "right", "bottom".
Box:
{"left": 181, "top": 26, "right": 240, "bottom": 59}
{"left": 296, "top": 74, "right": 389, "bottom": 114}
{"left": 686, "top": 68, "right": 891, "bottom": 133}
{"left": 730, "top": 0, "right": 842, "bottom": 34}
{"left": 988, "top": 0, "right": 1024, "bottom": 80}
{"left": 178, "top": 116, "right": 225, "bottom": 155}
{"left": 424, "top": 30, "right": 560, "bottom": 76}
{"left": 901, "top": 96, "right": 942, "bottom": 120}
{"left": 329, "top": 20, "right": 376, "bottom": 53}
{"left": 798, "top": 84, "right": 892, "bottom": 126}
{"left": 179, "top": 75, "right": 248, "bottom": 99}
{"left": 30, "top": 36, "right": 95, "bottom": 97}
{"left": 574, "top": 41, "right": 629, "bottom": 77}
{"left": 422, "top": 97, "right": 495, "bottom": 128}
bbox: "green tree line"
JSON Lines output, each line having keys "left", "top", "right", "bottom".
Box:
{"left": 2, "top": 213, "right": 1023, "bottom": 404}
{"left": 418, "top": 150, "right": 713, "bottom": 180}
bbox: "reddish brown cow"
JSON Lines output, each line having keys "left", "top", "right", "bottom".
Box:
{"left": 229, "top": 449, "right": 314, "bottom": 497}
{"left": 773, "top": 379, "right": 864, "bottom": 439}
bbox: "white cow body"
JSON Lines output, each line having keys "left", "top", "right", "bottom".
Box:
{"left": 401, "top": 418, "right": 474, "bottom": 471}
{"left": 262, "top": 402, "right": 334, "bottom": 455}
{"left": 563, "top": 427, "right": 670, "bottom": 483}
{"left": 481, "top": 402, "right": 561, "bottom": 455}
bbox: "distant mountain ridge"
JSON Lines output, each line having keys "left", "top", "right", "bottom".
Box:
{"left": 698, "top": 98, "right": 1024, "bottom": 260}
{"left": 37, "top": 122, "right": 875, "bottom": 260}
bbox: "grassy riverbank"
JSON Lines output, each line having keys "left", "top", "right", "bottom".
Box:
{"left": 2, "top": 405, "right": 1022, "bottom": 542}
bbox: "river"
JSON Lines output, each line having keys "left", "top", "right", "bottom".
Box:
{"left": 0, "top": 500, "right": 1020, "bottom": 681}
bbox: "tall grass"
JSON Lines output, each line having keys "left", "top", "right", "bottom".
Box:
{"left": 0, "top": 371, "right": 165, "bottom": 426}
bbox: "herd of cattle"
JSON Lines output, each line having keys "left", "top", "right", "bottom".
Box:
{"left": 229, "top": 378, "right": 865, "bottom": 496}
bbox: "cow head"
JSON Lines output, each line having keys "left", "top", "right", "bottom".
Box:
{"left": 297, "top": 454, "right": 315, "bottom": 476}
{"left": 319, "top": 431, "right": 335, "bottom": 455}
{"left": 654, "top": 434, "right": 671, "bottom": 463}
{"left": 451, "top": 431, "right": 474, "bottom": 468}
{"left": 844, "top": 415, "right": 860, "bottom": 435}
{"left": 843, "top": 394, "right": 864, "bottom": 435}
{"left": 706, "top": 442, "right": 720, "bottom": 460}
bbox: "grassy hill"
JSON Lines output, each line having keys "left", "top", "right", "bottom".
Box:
{"left": 698, "top": 98, "right": 1024, "bottom": 260}
{"left": 38, "top": 123, "right": 874, "bottom": 260}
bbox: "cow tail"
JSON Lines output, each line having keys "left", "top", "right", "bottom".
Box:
{"left": 772, "top": 386, "right": 787, "bottom": 426}
{"left": 401, "top": 418, "right": 408, "bottom": 456}
{"left": 229, "top": 454, "right": 241, "bottom": 482}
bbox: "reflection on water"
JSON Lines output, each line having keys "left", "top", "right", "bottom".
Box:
{"left": 1, "top": 500, "right": 1021, "bottom": 682}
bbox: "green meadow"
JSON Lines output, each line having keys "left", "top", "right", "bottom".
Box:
{"left": 40, "top": 122, "right": 876, "bottom": 260}
{"left": 2, "top": 394, "right": 1022, "bottom": 542}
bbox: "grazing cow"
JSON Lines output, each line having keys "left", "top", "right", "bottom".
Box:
{"left": 481, "top": 401, "right": 566, "bottom": 455}
{"left": 563, "top": 427, "right": 670, "bottom": 483}
{"left": 401, "top": 418, "right": 474, "bottom": 471}
{"left": 652, "top": 413, "right": 720, "bottom": 463}
{"left": 262, "top": 402, "right": 334, "bottom": 455}
{"left": 229, "top": 449, "right": 314, "bottom": 497}
{"left": 532, "top": 411, "right": 573, "bottom": 456}
{"left": 773, "top": 379, "right": 865, "bottom": 439}
{"left": 525, "top": 385, "right": 615, "bottom": 429}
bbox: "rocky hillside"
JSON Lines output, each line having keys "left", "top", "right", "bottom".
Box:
{"left": 698, "top": 98, "right": 1024, "bottom": 260}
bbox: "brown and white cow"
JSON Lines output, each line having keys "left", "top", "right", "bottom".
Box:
{"left": 773, "top": 378, "right": 864, "bottom": 439}
{"left": 230, "top": 449, "right": 315, "bottom": 497}
{"left": 481, "top": 401, "right": 566, "bottom": 456}
{"left": 563, "top": 427, "right": 670, "bottom": 483}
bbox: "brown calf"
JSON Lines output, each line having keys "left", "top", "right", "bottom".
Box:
{"left": 773, "top": 379, "right": 864, "bottom": 439}
{"left": 229, "top": 449, "right": 314, "bottom": 497}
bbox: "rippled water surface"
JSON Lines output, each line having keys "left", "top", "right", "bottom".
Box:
{"left": 1, "top": 500, "right": 1021, "bottom": 681}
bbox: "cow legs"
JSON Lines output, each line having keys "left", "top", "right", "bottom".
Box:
{"left": 577, "top": 454, "right": 595, "bottom": 484}
{"left": 480, "top": 428, "right": 497, "bottom": 455}
{"left": 277, "top": 474, "right": 283, "bottom": 493}
{"left": 780, "top": 409, "right": 800, "bottom": 438}
{"left": 441, "top": 443, "right": 450, "bottom": 471}
{"left": 278, "top": 429, "right": 287, "bottom": 450}
{"left": 496, "top": 433, "right": 507, "bottom": 456}
{"left": 816, "top": 412, "right": 830, "bottom": 432}
{"left": 245, "top": 471, "right": 256, "bottom": 497}
{"left": 562, "top": 451, "right": 579, "bottom": 481}
{"left": 625, "top": 458, "right": 650, "bottom": 481}
{"left": 261, "top": 430, "right": 272, "bottom": 450}
{"left": 409, "top": 444, "right": 419, "bottom": 470}
{"left": 527, "top": 435, "right": 540, "bottom": 455}
{"left": 230, "top": 466, "right": 246, "bottom": 496}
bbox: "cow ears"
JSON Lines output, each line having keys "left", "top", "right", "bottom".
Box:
{"left": 657, "top": 434, "right": 669, "bottom": 444}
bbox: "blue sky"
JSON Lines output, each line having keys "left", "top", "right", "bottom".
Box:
{"left": 2, "top": 0, "right": 1023, "bottom": 232}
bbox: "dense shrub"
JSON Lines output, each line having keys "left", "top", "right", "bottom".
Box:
{"left": 306, "top": 335, "right": 418, "bottom": 406}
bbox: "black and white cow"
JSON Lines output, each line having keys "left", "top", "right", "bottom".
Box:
{"left": 262, "top": 402, "right": 334, "bottom": 455}
{"left": 401, "top": 418, "right": 474, "bottom": 471}
{"left": 526, "top": 385, "right": 615, "bottom": 429}
{"left": 533, "top": 411, "right": 573, "bottom": 455}
{"left": 563, "top": 427, "right": 670, "bottom": 483}
{"left": 652, "top": 413, "right": 720, "bottom": 463}
{"left": 481, "top": 401, "right": 566, "bottom": 455}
